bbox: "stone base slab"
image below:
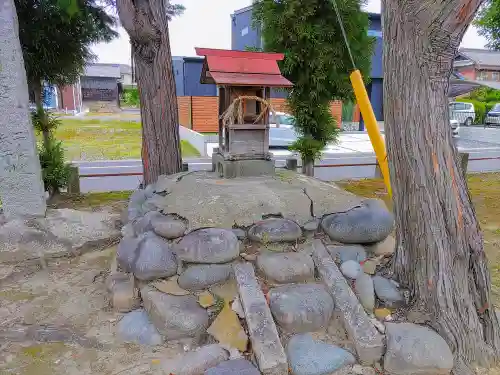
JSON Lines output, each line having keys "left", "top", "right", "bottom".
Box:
{"left": 212, "top": 153, "right": 275, "bottom": 179}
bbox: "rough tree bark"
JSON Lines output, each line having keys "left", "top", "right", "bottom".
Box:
{"left": 0, "top": 0, "right": 46, "bottom": 220}
{"left": 382, "top": 0, "right": 500, "bottom": 373}
{"left": 116, "top": 0, "right": 182, "bottom": 185}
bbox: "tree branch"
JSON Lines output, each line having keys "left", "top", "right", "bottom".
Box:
{"left": 116, "top": 0, "right": 138, "bottom": 38}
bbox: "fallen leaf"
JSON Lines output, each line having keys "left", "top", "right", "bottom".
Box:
{"left": 374, "top": 308, "right": 391, "bottom": 320}
{"left": 210, "top": 279, "right": 238, "bottom": 302}
{"left": 207, "top": 302, "right": 248, "bottom": 352}
{"left": 362, "top": 259, "right": 379, "bottom": 275}
{"left": 198, "top": 291, "right": 215, "bottom": 308}
{"left": 151, "top": 276, "right": 190, "bottom": 296}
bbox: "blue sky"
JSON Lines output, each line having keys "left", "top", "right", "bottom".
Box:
{"left": 91, "top": 0, "right": 487, "bottom": 65}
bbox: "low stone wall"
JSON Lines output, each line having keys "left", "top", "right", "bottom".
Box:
{"left": 110, "top": 171, "right": 454, "bottom": 375}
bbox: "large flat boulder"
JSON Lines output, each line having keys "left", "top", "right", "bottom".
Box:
{"left": 150, "top": 171, "right": 360, "bottom": 228}
{"left": 0, "top": 208, "right": 119, "bottom": 263}
{"left": 256, "top": 252, "right": 314, "bottom": 283}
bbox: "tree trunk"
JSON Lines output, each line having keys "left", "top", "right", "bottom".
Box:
{"left": 33, "top": 80, "right": 51, "bottom": 149}
{"left": 116, "top": 0, "right": 182, "bottom": 185}
{"left": 0, "top": 0, "right": 46, "bottom": 220}
{"left": 302, "top": 158, "right": 314, "bottom": 176}
{"left": 382, "top": 0, "right": 500, "bottom": 372}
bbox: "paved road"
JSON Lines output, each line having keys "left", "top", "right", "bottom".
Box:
{"left": 74, "top": 126, "right": 500, "bottom": 193}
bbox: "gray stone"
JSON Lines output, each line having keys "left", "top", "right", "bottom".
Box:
{"left": 303, "top": 219, "right": 320, "bottom": 232}
{"left": 178, "top": 264, "right": 233, "bottom": 291}
{"left": 248, "top": 218, "right": 302, "bottom": 243}
{"left": 287, "top": 333, "right": 356, "bottom": 375}
{"left": 151, "top": 213, "right": 188, "bottom": 239}
{"left": 141, "top": 286, "right": 209, "bottom": 340}
{"left": 106, "top": 272, "right": 140, "bottom": 312}
{"left": 121, "top": 223, "right": 135, "bottom": 238}
{"left": 205, "top": 359, "right": 260, "bottom": 375}
{"left": 174, "top": 228, "right": 239, "bottom": 264}
{"left": 384, "top": 323, "right": 453, "bottom": 375}
{"left": 132, "top": 233, "right": 178, "bottom": 281}
{"left": 233, "top": 263, "right": 288, "bottom": 375}
{"left": 372, "top": 276, "right": 403, "bottom": 306}
{"left": 327, "top": 245, "right": 367, "bottom": 263}
{"left": 117, "top": 309, "right": 163, "bottom": 346}
{"left": 144, "top": 184, "right": 155, "bottom": 198}
{"left": 132, "top": 211, "right": 162, "bottom": 235}
{"left": 311, "top": 240, "right": 384, "bottom": 365}
{"left": 340, "top": 260, "right": 362, "bottom": 279}
{"left": 212, "top": 153, "right": 275, "bottom": 179}
{"left": 0, "top": 0, "right": 47, "bottom": 221}
{"left": 256, "top": 252, "right": 314, "bottom": 283}
{"left": 116, "top": 235, "right": 141, "bottom": 272}
{"left": 355, "top": 274, "right": 375, "bottom": 311}
{"left": 159, "top": 344, "right": 229, "bottom": 375}
{"left": 269, "top": 284, "right": 334, "bottom": 333}
{"left": 321, "top": 199, "right": 394, "bottom": 244}
{"left": 232, "top": 228, "right": 247, "bottom": 240}
{"left": 145, "top": 171, "right": 360, "bottom": 229}
{"left": 0, "top": 209, "right": 120, "bottom": 264}
{"left": 129, "top": 189, "right": 147, "bottom": 208}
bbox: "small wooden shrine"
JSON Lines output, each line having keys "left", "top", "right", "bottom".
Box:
{"left": 195, "top": 48, "right": 293, "bottom": 178}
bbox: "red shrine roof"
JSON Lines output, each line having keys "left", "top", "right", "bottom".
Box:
{"left": 195, "top": 48, "right": 293, "bottom": 88}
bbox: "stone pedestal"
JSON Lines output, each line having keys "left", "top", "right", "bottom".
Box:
{"left": 212, "top": 153, "right": 275, "bottom": 179}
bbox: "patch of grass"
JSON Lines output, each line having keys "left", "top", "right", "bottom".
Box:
{"left": 338, "top": 173, "right": 500, "bottom": 304}
{"left": 49, "top": 191, "right": 132, "bottom": 211}
{"left": 45, "top": 119, "right": 198, "bottom": 161}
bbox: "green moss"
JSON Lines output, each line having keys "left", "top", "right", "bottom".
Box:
{"left": 50, "top": 191, "right": 132, "bottom": 210}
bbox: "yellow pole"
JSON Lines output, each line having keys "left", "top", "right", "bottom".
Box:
{"left": 349, "top": 69, "right": 392, "bottom": 197}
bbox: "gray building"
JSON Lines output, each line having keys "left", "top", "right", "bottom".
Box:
{"left": 81, "top": 63, "right": 121, "bottom": 112}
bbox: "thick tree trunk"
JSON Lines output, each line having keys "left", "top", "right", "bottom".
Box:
{"left": 0, "top": 0, "right": 46, "bottom": 220}
{"left": 117, "top": 0, "right": 182, "bottom": 185}
{"left": 33, "top": 80, "right": 51, "bottom": 149}
{"left": 382, "top": 0, "right": 500, "bottom": 372}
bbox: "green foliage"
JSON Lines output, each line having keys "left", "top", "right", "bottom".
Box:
{"left": 466, "top": 87, "right": 500, "bottom": 102}
{"left": 245, "top": 46, "right": 263, "bottom": 52}
{"left": 122, "top": 87, "right": 140, "bottom": 107}
{"left": 16, "top": 0, "right": 117, "bottom": 87}
{"left": 253, "top": 0, "right": 373, "bottom": 162}
{"left": 475, "top": 0, "right": 500, "bottom": 50}
{"left": 31, "top": 110, "right": 62, "bottom": 134}
{"left": 38, "top": 137, "right": 72, "bottom": 195}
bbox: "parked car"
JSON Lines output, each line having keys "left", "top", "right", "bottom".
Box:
{"left": 449, "top": 102, "right": 475, "bottom": 126}
{"left": 269, "top": 112, "right": 295, "bottom": 128}
{"left": 450, "top": 119, "right": 459, "bottom": 136}
{"left": 485, "top": 103, "right": 500, "bottom": 126}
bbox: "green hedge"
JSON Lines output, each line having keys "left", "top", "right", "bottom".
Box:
{"left": 122, "top": 87, "right": 140, "bottom": 107}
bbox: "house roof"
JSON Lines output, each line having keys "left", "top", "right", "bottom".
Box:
{"left": 195, "top": 48, "right": 293, "bottom": 87}
{"left": 457, "top": 48, "right": 500, "bottom": 69}
{"left": 83, "top": 63, "right": 121, "bottom": 78}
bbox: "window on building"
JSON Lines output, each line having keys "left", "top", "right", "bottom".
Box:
{"left": 478, "top": 71, "right": 489, "bottom": 81}
{"left": 492, "top": 71, "right": 500, "bottom": 81}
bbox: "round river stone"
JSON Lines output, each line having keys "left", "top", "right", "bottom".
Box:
{"left": 133, "top": 233, "right": 178, "bottom": 281}
{"left": 327, "top": 245, "right": 367, "bottom": 263}
{"left": 355, "top": 273, "right": 375, "bottom": 311}
{"left": 178, "top": 264, "right": 233, "bottom": 291}
{"left": 151, "top": 213, "right": 188, "bottom": 239}
{"left": 257, "top": 252, "right": 314, "bottom": 283}
{"left": 373, "top": 276, "right": 403, "bottom": 306}
{"left": 248, "top": 218, "right": 302, "bottom": 243}
{"left": 269, "top": 283, "right": 334, "bottom": 333}
{"left": 287, "top": 333, "right": 356, "bottom": 375}
{"left": 340, "top": 260, "right": 362, "bottom": 279}
{"left": 205, "top": 359, "right": 260, "bottom": 375}
{"left": 321, "top": 199, "right": 394, "bottom": 244}
{"left": 174, "top": 228, "right": 239, "bottom": 264}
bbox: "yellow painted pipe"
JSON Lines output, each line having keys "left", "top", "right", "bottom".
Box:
{"left": 349, "top": 69, "right": 392, "bottom": 197}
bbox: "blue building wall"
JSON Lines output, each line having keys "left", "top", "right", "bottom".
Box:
{"left": 173, "top": 57, "right": 185, "bottom": 96}
{"left": 173, "top": 57, "right": 217, "bottom": 97}
{"left": 230, "top": 8, "right": 385, "bottom": 120}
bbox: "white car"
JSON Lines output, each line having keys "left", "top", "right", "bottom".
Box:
{"left": 269, "top": 112, "right": 295, "bottom": 128}
{"left": 450, "top": 119, "right": 459, "bottom": 136}
{"left": 449, "top": 102, "right": 475, "bottom": 126}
